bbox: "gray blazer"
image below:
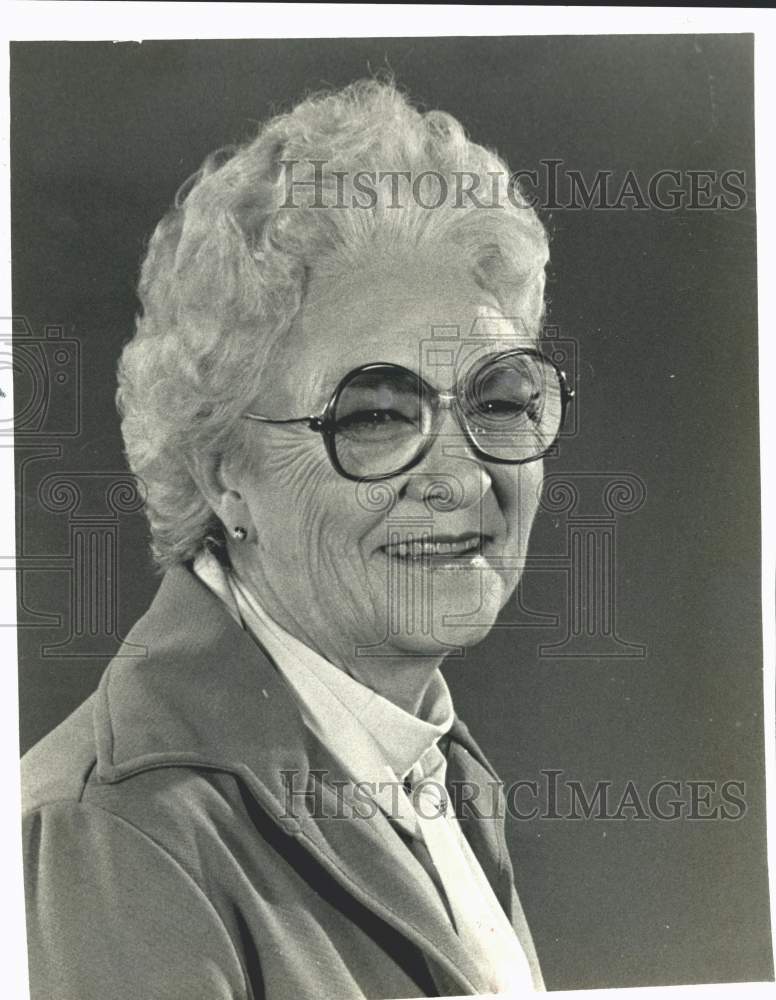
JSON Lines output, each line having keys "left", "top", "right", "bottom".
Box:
{"left": 22, "top": 564, "right": 544, "bottom": 999}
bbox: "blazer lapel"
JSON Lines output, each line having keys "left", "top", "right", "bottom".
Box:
{"left": 94, "top": 565, "right": 529, "bottom": 996}
{"left": 444, "top": 724, "right": 515, "bottom": 919}
{"left": 268, "top": 733, "right": 492, "bottom": 996}
{"left": 445, "top": 720, "right": 546, "bottom": 990}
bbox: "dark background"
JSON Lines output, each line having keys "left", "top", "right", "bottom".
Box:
{"left": 11, "top": 35, "right": 771, "bottom": 990}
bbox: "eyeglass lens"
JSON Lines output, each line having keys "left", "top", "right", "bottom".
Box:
{"left": 331, "top": 353, "right": 563, "bottom": 479}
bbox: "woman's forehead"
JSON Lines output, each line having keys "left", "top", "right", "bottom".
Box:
{"left": 282, "top": 315, "right": 535, "bottom": 408}
{"left": 270, "top": 261, "right": 538, "bottom": 406}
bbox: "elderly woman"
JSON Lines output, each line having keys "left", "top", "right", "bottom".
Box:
{"left": 22, "top": 80, "right": 572, "bottom": 999}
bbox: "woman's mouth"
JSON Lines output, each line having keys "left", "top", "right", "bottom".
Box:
{"left": 380, "top": 533, "right": 489, "bottom": 566}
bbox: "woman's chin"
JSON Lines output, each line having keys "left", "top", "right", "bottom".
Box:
{"left": 392, "top": 618, "right": 496, "bottom": 656}
{"left": 432, "top": 589, "right": 505, "bottom": 651}
{"left": 365, "top": 565, "right": 508, "bottom": 656}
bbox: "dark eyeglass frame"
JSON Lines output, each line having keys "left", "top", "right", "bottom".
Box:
{"left": 242, "top": 348, "right": 575, "bottom": 483}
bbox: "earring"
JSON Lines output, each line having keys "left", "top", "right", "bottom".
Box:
{"left": 232, "top": 526, "right": 247, "bottom": 541}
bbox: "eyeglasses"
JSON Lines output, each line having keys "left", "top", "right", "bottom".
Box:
{"left": 243, "top": 348, "right": 574, "bottom": 482}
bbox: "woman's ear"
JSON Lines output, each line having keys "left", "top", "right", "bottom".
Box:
{"left": 186, "top": 450, "right": 253, "bottom": 538}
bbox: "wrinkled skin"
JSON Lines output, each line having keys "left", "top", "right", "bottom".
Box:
{"left": 202, "top": 246, "right": 543, "bottom": 713}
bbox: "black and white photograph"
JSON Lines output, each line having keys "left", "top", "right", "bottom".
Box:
{"left": 3, "top": 5, "right": 775, "bottom": 999}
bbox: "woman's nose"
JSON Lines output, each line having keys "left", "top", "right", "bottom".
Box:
{"left": 402, "top": 409, "right": 492, "bottom": 512}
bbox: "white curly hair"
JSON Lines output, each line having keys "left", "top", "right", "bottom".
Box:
{"left": 117, "top": 77, "right": 550, "bottom": 570}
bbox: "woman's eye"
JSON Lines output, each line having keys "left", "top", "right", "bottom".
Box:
{"left": 482, "top": 398, "right": 523, "bottom": 413}
{"left": 479, "top": 393, "right": 542, "bottom": 421}
{"left": 481, "top": 397, "right": 529, "bottom": 414}
{"left": 337, "top": 408, "right": 415, "bottom": 430}
{"left": 344, "top": 408, "right": 398, "bottom": 424}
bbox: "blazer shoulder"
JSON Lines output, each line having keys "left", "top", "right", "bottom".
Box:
{"left": 23, "top": 798, "right": 249, "bottom": 1000}
{"left": 21, "top": 695, "right": 98, "bottom": 815}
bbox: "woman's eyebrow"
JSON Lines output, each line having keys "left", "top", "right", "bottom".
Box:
{"left": 307, "top": 326, "right": 525, "bottom": 405}
{"left": 303, "top": 370, "right": 340, "bottom": 412}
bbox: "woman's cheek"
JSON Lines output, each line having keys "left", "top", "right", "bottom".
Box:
{"left": 300, "top": 488, "right": 387, "bottom": 624}
{"left": 257, "top": 432, "right": 330, "bottom": 497}
{"left": 501, "top": 464, "right": 542, "bottom": 553}
{"left": 303, "top": 496, "right": 372, "bottom": 576}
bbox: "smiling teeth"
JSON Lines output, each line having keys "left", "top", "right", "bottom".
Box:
{"left": 391, "top": 538, "right": 480, "bottom": 560}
